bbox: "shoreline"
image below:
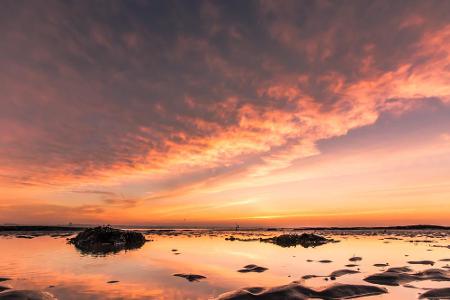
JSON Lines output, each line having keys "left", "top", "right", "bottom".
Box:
{"left": 0, "top": 224, "right": 448, "bottom": 232}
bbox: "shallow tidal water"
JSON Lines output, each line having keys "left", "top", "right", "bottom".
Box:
{"left": 0, "top": 229, "right": 449, "bottom": 299}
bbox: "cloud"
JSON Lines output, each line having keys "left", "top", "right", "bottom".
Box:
{"left": 70, "top": 190, "right": 116, "bottom": 196}
{"left": 0, "top": 1, "right": 449, "bottom": 224}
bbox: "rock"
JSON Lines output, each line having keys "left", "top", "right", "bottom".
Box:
{"left": 407, "top": 260, "right": 435, "bottom": 266}
{"left": 173, "top": 273, "right": 206, "bottom": 282}
{"left": 373, "top": 263, "right": 389, "bottom": 267}
{"left": 214, "top": 282, "right": 387, "bottom": 299}
{"left": 238, "top": 265, "right": 268, "bottom": 273}
{"left": 329, "top": 269, "right": 360, "bottom": 278}
{"left": 419, "top": 287, "right": 450, "bottom": 299}
{"left": 0, "top": 290, "right": 57, "bottom": 300}
{"left": 261, "top": 233, "right": 334, "bottom": 248}
{"left": 364, "top": 267, "right": 450, "bottom": 286}
{"left": 68, "top": 226, "right": 146, "bottom": 255}
{"left": 319, "top": 260, "right": 332, "bottom": 263}
{"left": 349, "top": 256, "right": 362, "bottom": 262}
{"left": 345, "top": 264, "right": 359, "bottom": 267}
{"left": 0, "top": 279, "right": 10, "bottom": 283}
{"left": 0, "top": 287, "right": 9, "bottom": 293}
{"left": 364, "top": 271, "right": 417, "bottom": 286}
{"left": 107, "top": 280, "right": 119, "bottom": 284}
{"left": 303, "top": 269, "right": 359, "bottom": 281}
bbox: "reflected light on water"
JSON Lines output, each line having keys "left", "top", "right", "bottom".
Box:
{"left": 0, "top": 230, "right": 449, "bottom": 299}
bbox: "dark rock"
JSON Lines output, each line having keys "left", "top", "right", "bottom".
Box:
{"left": 364, "top": 268, "right": 450, "bottom": 286}
{"left": 374, "top": 263, "right": 389, "bottom": 267}
{"left": 215, "top": 282, "right": 387, "bottom": 299}
{"left": 364, "top": 271, "right": 417, "bottom": 286}
{"left": 329, "top": 269, "right": 360, "bottom": 277}
{"left": 261, "top": 233, "right": 334, "bottom": 248}
{"left": 0, "top": 279, "right": 10, "bottom": 283}
{"left": 238, "top": 265, "right": 268, "bottom": 273}
{"left": 0, "top": 287, "right": 9, "bottom": 292}
{"left": 173, "top": 273, "right": 206, "bottom": 282}
{"left": 319, "top": 260, "right": 332, "bottom": 263}
{"left": 349, "top": 256, "right": 362, "bottom": 262}
{"left": 407, "top": 260, "right": 435, "bottom": 266}
{"left": 419, "top": 287, "right": 450, "bottom": 299}
{"left": 68, "top": 226, "right": 146, "bottom": 255}
{"left": 107, "top": 280, "right": 119, "bottom": 284}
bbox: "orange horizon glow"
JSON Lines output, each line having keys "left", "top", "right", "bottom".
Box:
{"left": 1, "top": 1, "right": 449, "bottom": 227}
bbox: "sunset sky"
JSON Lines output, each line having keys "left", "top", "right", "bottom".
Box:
{"left": 1, "top": 0, "right": 449, "bottom": 227}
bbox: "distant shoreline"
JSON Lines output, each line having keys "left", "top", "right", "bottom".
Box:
{"left": 0, "top": 224, "right": 448, "bottom": 231}
{"left": 0, "top": 225, "right": 85, "bottom": 232}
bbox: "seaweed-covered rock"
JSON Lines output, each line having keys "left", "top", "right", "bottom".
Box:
{"left": 261, "top": 233, "right": 333, "bottom": 248}
{"left": 69, "top": 226, "right": 146, "bottom": 255}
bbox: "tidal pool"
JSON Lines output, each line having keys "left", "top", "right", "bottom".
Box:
{"left": 0, "top": 229, "right": 449, "bottom": 299}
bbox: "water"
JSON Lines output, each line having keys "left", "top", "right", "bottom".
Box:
{"left": 0, "top": 230, "right": 449, "bottom": 299}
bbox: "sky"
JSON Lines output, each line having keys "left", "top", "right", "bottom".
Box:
{"left": 0, "top": 0, "right": 449, "bottom": 227}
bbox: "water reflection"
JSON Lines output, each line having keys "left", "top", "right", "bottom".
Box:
{"left": 0, "top": 230, "right": 448, "bottom": 299}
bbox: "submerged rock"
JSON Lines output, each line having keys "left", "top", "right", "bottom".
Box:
{"left": 173, "top": 274, "right": 206, "bottom": 282}
{"left": 261, "top": 233, "right": 334, "bottom": 248}
{"left": 238, "top": 265, "right": 268, "bottom": 273}
{"left": 215, "top": 282, "right": 387, "bottom": 299}
{"left": 68, "top": 226, "right": 146, "bottom": 255}
{"left": 0, "top": 290, "right": 57, "bottom": 300}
